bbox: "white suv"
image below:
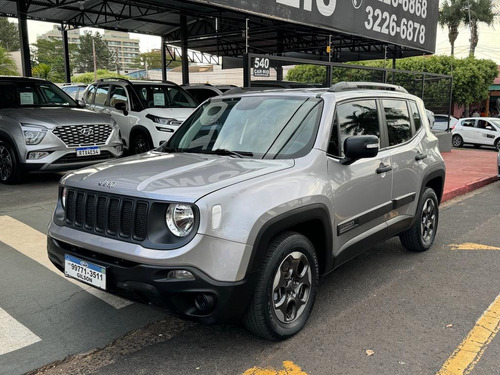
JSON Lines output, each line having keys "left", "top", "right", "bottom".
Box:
{"left": 83, "top": 79, "right": 197, "bottom": 154}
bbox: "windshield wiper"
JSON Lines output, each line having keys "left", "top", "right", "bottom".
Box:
{"left": 208, "top": 149, "right": 253, "bottom": 158}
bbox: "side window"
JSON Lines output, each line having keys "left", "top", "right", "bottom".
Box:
{"left": 336, "top": 99, "right": 379, "bottom": 156}
{"left": 168, "top": 87, "right": 196, "bottom": 107}
{"left": 94, "top": 85, "right": 109, "bottom": 106}
{"left": 109, "top": 85, "right": 128, "bottom": 107}
{"left": 462, "top": 119, "right": 475, "bottom": 127}
{"left": 84, "top": 85, "right": 96, "bottom": 104}
{"left": 409, "top": 101, "right": 422, "bottom": 131}
{"left": 383, "top": 99, "right": 412, "bottom": 146}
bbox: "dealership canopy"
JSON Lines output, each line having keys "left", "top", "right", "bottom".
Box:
{"left": 2, "top": 0, "right": 439, "bottom": 79}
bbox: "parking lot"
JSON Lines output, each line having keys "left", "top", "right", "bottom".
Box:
{"left": 0, "top": 164, "right": 499, "bottom": 374}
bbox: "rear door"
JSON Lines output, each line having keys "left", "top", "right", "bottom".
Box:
{"left": 327, "top": 98, "right": 392, "bottom": 263}
{"left": 460, "top": 119, "right": 476, "bottom": 143}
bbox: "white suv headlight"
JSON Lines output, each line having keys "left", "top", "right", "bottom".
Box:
{"left": 166, "top": 204, "right": 195, "bottom": 237}
{"left": 22, "top": 124, "right": 47, "bottom": 145}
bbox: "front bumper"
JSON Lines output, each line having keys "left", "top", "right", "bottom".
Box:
{"left": 47, "top": 235, "right": 255, "bottom": 324}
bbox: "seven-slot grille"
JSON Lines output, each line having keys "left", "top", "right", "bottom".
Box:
{"left": 53, "top": 124, "right": 112, "bottom": 146}
{"left": 65, "top": 189, "right": 148, "bottom": 241}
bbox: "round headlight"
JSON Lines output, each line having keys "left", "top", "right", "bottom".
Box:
{"left": 166, "top": 204, "right": 195, "bottom": 237}
{"left": 61, "top": 187, "right": 68, "bottom": 210}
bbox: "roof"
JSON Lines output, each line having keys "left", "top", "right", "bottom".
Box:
{"left": 0, "top": 0, "right": 435, "bottom": 63}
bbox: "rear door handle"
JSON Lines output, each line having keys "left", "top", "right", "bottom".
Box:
{"left": 415, "top": 152, "right": 428, "bottom": 161}
{"left": 376, "top": 163, "right": 392, "bottom": 174}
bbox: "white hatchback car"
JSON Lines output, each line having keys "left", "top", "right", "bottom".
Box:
{"left": 83, "top": 79, "right": 197, "bottom": 154}
{"left": 451, "top": 117, "right": 500, "bottom": 151}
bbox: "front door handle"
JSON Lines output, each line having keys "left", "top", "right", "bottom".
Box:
{"left": 415, "top": 152, "right": 428, "bottom": 161}
{"left": 376, "top": 163, "right": 392, "bottom": 174}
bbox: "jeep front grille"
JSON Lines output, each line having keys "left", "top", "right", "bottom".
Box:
{"left": 65, "top": 189, "right": 148, "bottom": 241}
{"left": 53, "top": 124, "right": 112, "bottom": 147}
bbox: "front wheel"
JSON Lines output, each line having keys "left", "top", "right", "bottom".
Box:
{"left": 0, "top": 140, "right": 23, "bottom": 184}
{"left": 131, "top": 132, "right": 153, "bottom": 155}
{"left": 452, "top": 134, "right": 463, "bottom": 148}
{"left": 243, "top": 232, "right": 319, "bottom": 340}
{"left": 400, "top": 188, "right": 439, "bottom": 252}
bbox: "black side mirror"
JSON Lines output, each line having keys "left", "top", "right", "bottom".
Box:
{"left": 340, "top": 135, "right": 379, "bottom": 165}
{"left": 114, "top": 101, "right": 128, "bottom": 115}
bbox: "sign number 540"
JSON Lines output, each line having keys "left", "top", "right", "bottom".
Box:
{"left": 254, "top": 57, "right": 270, "bottom": 69}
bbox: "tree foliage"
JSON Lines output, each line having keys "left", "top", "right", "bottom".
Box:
{"left": 439, "top": 0, "right": 464, "bottom": 56}
{"left": 0, "top": 18, "right": 20, "bottom": 52}
{"left": 32, "top": 63, "right": 52, "bottom": 79}
{"left": 285, "top": 55, "right": 498, "bottom": 108}
{"left": 31, "top": 38, "right": 77, "bottom": 82}
{"left": 0, "top": 46, "right": 18, "bottom": 75}
{"left": 74, "top": 31, "right": 114, "bottom": 73}
{"left": 131, "top": 50, "right": 182, "bottom": 70}
{"left": 464, "top": 0, "right": 495, "bottom": 57}
{"left": 72, "top": 69, "right": 129, "bottom": 84}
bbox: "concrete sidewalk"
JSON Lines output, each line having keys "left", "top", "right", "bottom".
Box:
{"left": 441, "top": 148, "right": 499, "bottom": 202}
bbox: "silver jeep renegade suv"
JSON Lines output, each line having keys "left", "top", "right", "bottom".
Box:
{"left": 48, "top": 82, "right": 446, "bottom": 340}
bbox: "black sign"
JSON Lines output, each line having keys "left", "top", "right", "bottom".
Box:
{"left": 194, "top": 0, "right": 438, "bottom": 53}
{"left": 253, "top": 57, "right": 271, "bottom": 77}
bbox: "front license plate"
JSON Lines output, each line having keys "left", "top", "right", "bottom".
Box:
{"left": 76, "top": 146, "right": 100, "bottom": 157}
{"left": 64, "top": 254, "right": 106, "bottom": 290}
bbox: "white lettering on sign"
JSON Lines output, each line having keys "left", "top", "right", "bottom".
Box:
{"left": 276, "top": 0, "right": 337, "bottom": 17}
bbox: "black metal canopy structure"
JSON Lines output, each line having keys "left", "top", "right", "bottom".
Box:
{"left": 2, "top": 0, "right": 438, "bottom": 82}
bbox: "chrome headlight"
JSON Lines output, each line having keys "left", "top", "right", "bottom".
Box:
{"left": 166, "top": 204, "right": 195, "bottom": 237}
{"left": 22, "top": 124, "right": 47, "bottom": 145}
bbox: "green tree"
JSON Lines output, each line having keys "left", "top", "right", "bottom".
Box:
{"left": 72, "top": 69, "right": 129, "bottom": 84}
{"left": 32, "top": 63, "right": 52, "bottom": 79}
{"left": 439, "top": 0, "right": 465, "bottom": 56}
{"left": 131, "top": 50, "right": 182, "bottom": 70}
{"left": 31, "top": 38, "right": 77, "bottom": 82}
{"left": 74, "top": 31, "right": 114, "bottom": 73}
{"left": 286, "top": 65, "right": 327, "bottom": 84}
{"left": 463, "top": 0, "right": 495, "bottom": 57}
{"left": 0, "top": 18, "right": 20, "bottom": 52}
{"left": 0, "top": 46, "right": 18, "bottom": 75}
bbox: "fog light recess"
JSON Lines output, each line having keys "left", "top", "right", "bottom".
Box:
{"left": 167, "top": 270, "right": 195, "bottom": 280}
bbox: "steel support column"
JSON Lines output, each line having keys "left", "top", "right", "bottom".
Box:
{"left": 16, "top": 0, "right": 31, "bottom": 77}
{"left": 62, "top": 25, "right": 71, "bottom": 83}
{"left": 276, "top": 30, "right": 283, "bottom": 81}
{"left": 161, "top": 36, "right": 167, "bottom": 82}
{"left": 180, "top": 15, "right": 189, "bottom": 85}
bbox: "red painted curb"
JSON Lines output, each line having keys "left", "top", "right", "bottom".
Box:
{"left": 442, "top": 176, "right": 499, "bottom": 203}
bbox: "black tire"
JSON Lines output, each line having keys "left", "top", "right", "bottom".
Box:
{"left": 243, "top": 231, "right": 319, "bottom": 341}
{"left": 452, "top": 134, "right": 463, "bottom": 148}
{"left": 131, "top": 132, "right": 153, "bottom": 155}
{"left": 0, "top": 140, "right": 23, "bottom": 184}
{"left": 495, "top": 138, "right": 500, "bottom": 152}
{"left": 399, "top": 188, "right": 439, "bottom": 252}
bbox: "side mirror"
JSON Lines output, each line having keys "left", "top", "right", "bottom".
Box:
{"left": 114, "top": 101, "right": 128, "bottom": 115}
{"left": 77, "top": 99, "right": 86, "bottom": 108}
{"left": 340, "top": 135, "right": 379, "bottom": 165}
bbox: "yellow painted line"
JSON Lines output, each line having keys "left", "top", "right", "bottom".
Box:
{"left": 437, "top": 294, "right": 500, "bottom": 375}
{"left": 243, "top": 361, "right": 307, "bottom": 375}
{"left": 450, "top": 243, "right": 500, "bottom": 251}
{"left": 0, "top": 216, "right": 131, "bottom": 309}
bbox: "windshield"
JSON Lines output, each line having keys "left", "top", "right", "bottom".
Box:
{"left": 162, "top": 96, "right": 322, "bottom": 159}
{"left": 132, "top": 84, "right": 197, "bottom": 109}
{"left": 0, "top": 81, "right": 77, "bottom": 108}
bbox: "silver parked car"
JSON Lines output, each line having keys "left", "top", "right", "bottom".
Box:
{"left": 0, "top": 77, "right": 123, "bottom": 184}
{"left": 47, "top": 82, "right": 445, "bottom": 340}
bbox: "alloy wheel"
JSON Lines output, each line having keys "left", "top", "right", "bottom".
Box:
{"left": 0, "top": 145, "right": 13, "bottom": 181}
{"left": 421, "top": 197, "right": 437, "bottom": 246}
{"left": 272, "top": 251, "right": 312, "bottom": 324}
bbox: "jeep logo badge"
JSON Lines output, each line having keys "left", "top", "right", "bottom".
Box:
{"left": 98, "top": 180, "right": 116, "bottom": 188}
{"left": 80, "top": 128, "right": 93, "bottom": 136}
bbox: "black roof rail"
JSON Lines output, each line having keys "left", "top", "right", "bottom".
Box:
{"left": 328, "top": 82, "right": 408, "bottom": 94}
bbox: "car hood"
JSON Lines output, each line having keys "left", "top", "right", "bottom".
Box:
{"left": 61, "top": 151, "right": 294, "bottom": 202}
{"left": 0, "top": 107, "right": 111, "bottom": 128}
{"left": 145, "top": 108, "right": 195, "bottom": 121}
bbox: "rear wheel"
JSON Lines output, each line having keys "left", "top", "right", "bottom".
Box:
{"left": 400, "top": 188, "right": 439, "bottom": 252}
{"left": 0, "top": 140, "right": 23, "bottom": 184}
{"left": 495, "top": 138, "right": 500, "bottom": 151}
{"left": 452, "top": 134, "right": 463, "bottom": 148}
{"left": 243, "top": 232, "right": 319, "bottom": 340}
{"left": 131, "top": 132, "right": 153, "bottom": 155}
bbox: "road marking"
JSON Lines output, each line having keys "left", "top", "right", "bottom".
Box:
{"left": 0, "top": 216, "right": 131, "bottom": 309}
{"left": 437, "top": 294, "right": 500, "bottom": 375}
{"left": 0, "top": 307, "right": 41, "bottom": 355}
{"left": 243, "top": 361, "right": 307, "bottom": 375}
{"left": 450, "top": 243, "right": 500, "bottom": 251}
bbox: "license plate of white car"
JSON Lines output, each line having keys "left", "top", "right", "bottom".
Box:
{"left": 64, "top": 254, "right": 106, "bottom": 290}
{"left": 76, "top": 146, "right": 100, "bottom": 157}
